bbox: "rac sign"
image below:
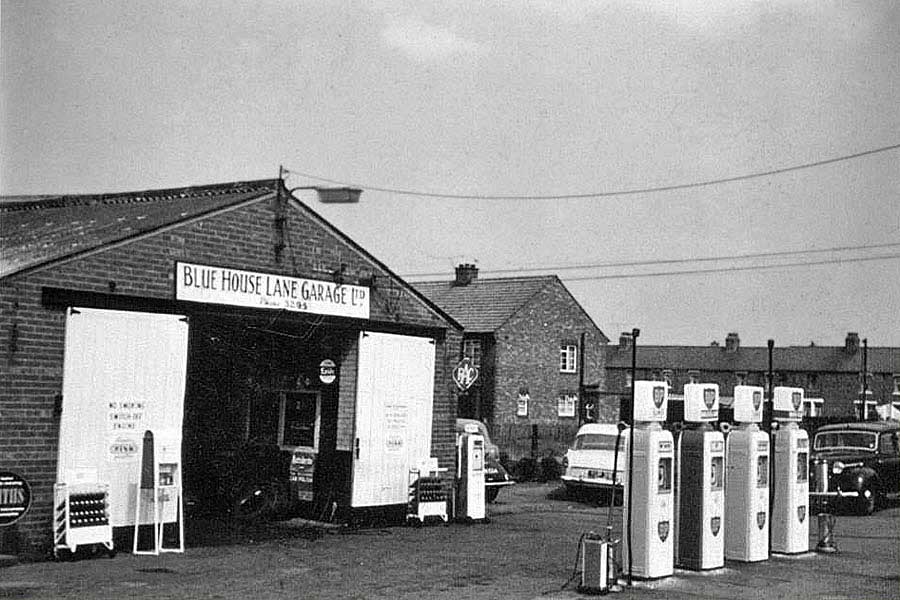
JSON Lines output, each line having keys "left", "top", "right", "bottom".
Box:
{"left": 453, "top": 358, "right": 479, "bottom": 391}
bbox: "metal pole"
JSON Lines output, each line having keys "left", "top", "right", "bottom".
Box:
{"left": 626, "top": 328, "right": 639, "bottom": 586}
{"left": 578, "top": 331, "right": 586, "bottom": 426}
{"left": 862, "top": 338, "right": 868, "bottom": 420}
{"left": 767, "top": 339, "right": 774, "bottom": 552}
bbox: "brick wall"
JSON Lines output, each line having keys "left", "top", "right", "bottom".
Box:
{"left": 490, "top": 281, "right": 608, "bottom": 460}
{"left": 0, "top": 197, "right": 455, "bottom": 555}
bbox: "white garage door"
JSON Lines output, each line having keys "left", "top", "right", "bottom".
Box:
{"left": 57, "top": 308, "right": 189, "bottom": 526}
{"left": 351, "top": 332, "right": 436, "bottom": 507}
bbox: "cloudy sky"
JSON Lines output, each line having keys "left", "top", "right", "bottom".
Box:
{"left": 2, "top": 1, "right": 898, "bottom": 346}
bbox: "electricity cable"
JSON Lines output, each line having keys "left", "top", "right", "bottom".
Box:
{"left": 558, "top": 253, "right": 900, "bottom": 282}
{"left": 402, "top": 241, "right": 900, "bottom": 279}
{"left": 282, "top": 142, "right": 900, "bottom": 201}
{"left": 404, "top": 253, "right": 900, "bottom": 283}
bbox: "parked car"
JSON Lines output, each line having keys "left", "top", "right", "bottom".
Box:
{"left": 562, "top": 423, "right": 628, "bottom": 494}
{"left": 809, "top": 420, "right": 900, "bottom": 515}
{"left": 455, "top": 418, "right": 515, "bottom": 503}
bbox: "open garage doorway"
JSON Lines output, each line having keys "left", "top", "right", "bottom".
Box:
{"left": 181, "top": 311, "right": 355, "bottom": 530}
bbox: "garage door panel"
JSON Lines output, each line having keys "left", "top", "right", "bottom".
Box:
{"left": 57, "top": 308, "right": 189, "bottom": 526}
{"left": 351, "top": 332, "right": 435, "bottom": 508}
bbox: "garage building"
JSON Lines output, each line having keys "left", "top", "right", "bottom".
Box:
{"left": 0, "top": 179, "right": 461, "bottom": 557}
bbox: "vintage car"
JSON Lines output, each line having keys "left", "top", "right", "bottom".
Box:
{"left": 809, "top": 420, "right": 900, "bottom": 515}
{"left": 455, "top": 418, "right": 515, "bottom": 503}
{"left": 561, "top": 423, "right": 629, "bottom": 494}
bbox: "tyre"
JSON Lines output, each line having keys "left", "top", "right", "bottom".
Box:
{"left": 485, "top": 487, "right": 500, "bottom": 504}
{"left": 232, "top": 483, "right": 276, "bottom": 521}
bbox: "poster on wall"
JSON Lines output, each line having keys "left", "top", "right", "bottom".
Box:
{"left": 289, "top": 449, "right": 317, "bottom": 502}
{"left": 57, "top": 308, "right": 189, "bottom": 527}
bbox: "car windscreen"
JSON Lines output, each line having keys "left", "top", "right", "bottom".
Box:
{"left": 813, "top": 431, "right": 876, "bottom": 451}
{"left": 573, "top": 433, "right": 623, "bottom": 451}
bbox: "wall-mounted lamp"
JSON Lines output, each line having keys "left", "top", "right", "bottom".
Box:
{"left": 288, "top": 186, "right": 363, "bottom": 204}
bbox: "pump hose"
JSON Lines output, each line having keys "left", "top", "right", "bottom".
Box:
{"left": 607, "top": 422, "right": 628, "bottom": 530}
{"left": 560, "top": 532, "right": 587, "bottom": 590}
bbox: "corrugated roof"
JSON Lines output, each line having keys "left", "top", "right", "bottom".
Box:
{"left": 1, "top": 180, "right": 276, "bottom": 278}
{"left": 606, "top": 344, "right": 900, "bottom": 374}
{"left": 413, "top": 275, "right": 556, "bottom": 332}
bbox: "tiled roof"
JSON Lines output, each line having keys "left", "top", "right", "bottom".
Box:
{"left": 0, "top": 180, "right": 277, "bottom": 278}
{"left": 606, "top": 344, "right": 900, "bottom": 374}
{"left": 413, "top": 276, "right": 557, "bottom": 332}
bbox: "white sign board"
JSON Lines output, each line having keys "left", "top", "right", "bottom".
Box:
{"left": 175, "top": 262, "right": 370, "bottom": 319}
{"left": 57, "top": 308, "right": 189, "bottom": 526}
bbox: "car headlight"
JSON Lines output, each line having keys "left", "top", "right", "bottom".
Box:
{"left": 832, "top": 461, "right": 863, "bottom": 474}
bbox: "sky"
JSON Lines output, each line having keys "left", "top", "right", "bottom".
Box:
{"left": 2, "top": 1, "right": 898, "bottom": 347}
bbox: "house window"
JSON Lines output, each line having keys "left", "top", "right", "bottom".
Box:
{"left": 688, "top": 370, "right": 700, "bottom": 384}
{"left": 463, "top": 338, "right": 482, "bottom": 369}
{"left": 854, "top": 398, "right": 877, "bottom": 420}
{"left": 516, "top": 391, "right": 529, "bottom": 417}
{"left": 557, "top": 393, "right": 577, "bottom": 418}
{"left": 735, "top": 372, "right": 747, "bottom": 386}
{"left": 560, "top": 343, "right": 577, "bottom": 373}
{"left": 802, "top": 398, "right": 823, "bottom": 418}
{"left": 806, "top": 373, "right": 818, "bottom": 390}
{"left": 625, "top": 371, "right": 633, "bottom": 388}
{"left": 662, "top": 369, "right": 673, "bottom": 387}
{"left": 893, "top": 375, "right": 900, "bottom": 396}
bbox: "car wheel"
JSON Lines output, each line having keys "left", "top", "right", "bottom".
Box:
{"left": 485, "top": 487, "right": 500, "bottom": 504}
{"left": 232, "top": 482, "right": 276, "bottom": 521}
{"left": 858, "top": 486, "right": 877, "bottom": 516}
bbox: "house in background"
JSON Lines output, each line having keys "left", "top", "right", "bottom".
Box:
{"left": 606, "top": 331, "right": 900, "bottom": 420}
{"left": 414, "top": 264, "right": 610, "bottom": 461}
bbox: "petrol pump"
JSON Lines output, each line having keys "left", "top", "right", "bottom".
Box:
{"left": 622, "top": 381, "right": 675, "bottom": 580}
{"left": 456, "top": 425, "right": 486, "bottom": 521}
{"left": 675, "top": 383, "right": 725, "bottom": 571}
{"left": 771, "top": 386, "right": 809, "bottom": 554}
{"left": 724, "top": 385, "right": 769, "bottom": 562}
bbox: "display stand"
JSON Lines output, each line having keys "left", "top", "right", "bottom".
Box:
{"left": 133, "top": 430, "right": 184, "bottom": 555}
{"left": 53, "top": 481, "right": 115, "bottom": 559}
{"left": 406, "top": 459, "right": 448, "bottom": 525}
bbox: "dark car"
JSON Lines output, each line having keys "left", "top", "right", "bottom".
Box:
{"left": 455, "top": 418, "right": 515, "bottom": 503}
{"left": 809, "top": 421, "right": 900, "bottom": 515}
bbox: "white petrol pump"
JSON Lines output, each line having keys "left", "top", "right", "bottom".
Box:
{"left": 456, "top": 425, "right": 486, "bottom": 521}
{"left": 771, "top": 386, "right": 809, "bottom": 554}
{"left": 725, "top": 385, "right": 770, "bottom": 562}
{"left": 622, "top": 381, "right": 675, "bottom": 580}
{"left": 675, "top": 383, "right": 725, "bottom": 571}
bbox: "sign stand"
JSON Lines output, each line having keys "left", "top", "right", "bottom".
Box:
{"left": 133, "top": 431, "right": 184, "bottom": 555}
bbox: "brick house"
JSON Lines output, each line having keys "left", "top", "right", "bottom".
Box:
{"left": 0, "top": 179, "right": 461, "bottom": 556}
{"left": 414, "top": 265, "right": 610, "bottom": 462}
{"left": 606, "top": 331, "right": 900, "bottom": 420}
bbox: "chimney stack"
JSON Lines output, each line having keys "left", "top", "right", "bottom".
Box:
{"left": 845, "top": 332, "right": 860, "bottom": 355}
{"left": 725, "top": 332, "right": 740, "bottom": 353}
{"left": 619, "top": 332, "right": 633, "bottom": 351}
{"left": 454, "top": 263, "right": 479, "bottom": 286}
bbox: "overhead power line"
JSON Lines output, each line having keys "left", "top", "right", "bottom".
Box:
{"left": 401, "top": 241, "right": 900, "bottom": 279}
{"left": 557, "top": 253, "right": 900, "bottom": 282}
{"left": 284, "top": 142, "right": 900, "bottom": 201}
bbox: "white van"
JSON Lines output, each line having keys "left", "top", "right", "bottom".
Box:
{"left": 561, "top": 423, "right": 629, "bottom": 493}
